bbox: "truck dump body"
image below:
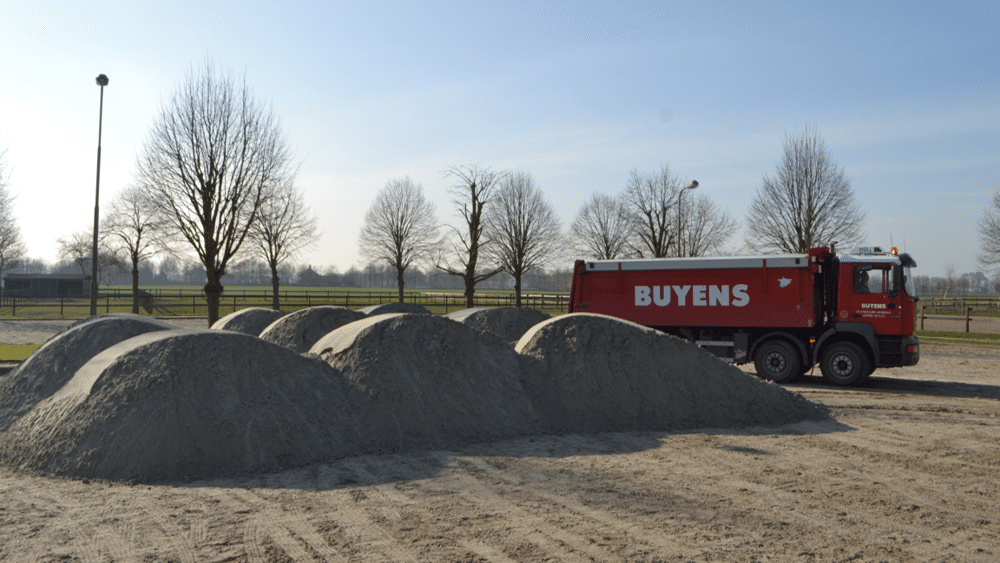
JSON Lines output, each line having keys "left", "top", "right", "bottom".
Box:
{"left": 570, "top": 254, "right": 820, "bottom": 329}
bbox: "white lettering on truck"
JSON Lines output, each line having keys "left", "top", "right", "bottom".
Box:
{"left": 636, "top": 284, "right": 749, "bottom": 307}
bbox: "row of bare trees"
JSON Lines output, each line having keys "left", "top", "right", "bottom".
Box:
{"left": 357, "top": 127, "right": 877, "bottom": 309}
{"left": 360, "top": 166, "right": 564, "bottom": 308}
{"left": 569, "top": 165, "right": 738, "bottom": 260}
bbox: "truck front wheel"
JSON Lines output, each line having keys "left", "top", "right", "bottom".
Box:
{"left": 820, "top": 342, "right": 870, "bottom": 386}
{"left": 754, "top": 340, "right": 799, "bottom": 383}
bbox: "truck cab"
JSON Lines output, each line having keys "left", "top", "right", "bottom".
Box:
{"left": 814, "top": 246, "right": 920, "bottom": 384}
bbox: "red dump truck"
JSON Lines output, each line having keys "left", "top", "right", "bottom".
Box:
{"left": 568, "top": 245, "right": 920, "bottom": 386}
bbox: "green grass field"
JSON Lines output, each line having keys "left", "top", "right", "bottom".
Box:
{"left": 0, "top": 344, "right": 41, "bottom": 362}
{"left": 914, "top": 329, "right": 1000, "bottom": 346}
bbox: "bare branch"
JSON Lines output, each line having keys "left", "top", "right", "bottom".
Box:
{"left": 250, "top": 178, "right": 319, "bottom": 308}
{"left": 134, "top": 61, "right": 294, "bottom": 325}
{"left": 570, "top": 192, "right": 632, "bottom": 260}
{"left": 435, "top": 164, "right": 506, "bottom": 307}
{"left": 622, "top": 165, "right": 682, "bottom": 258}
{"left": 0, "top": 144, "right": 26, "bottom": 284}
{"left": 484, "top": 171, "right": 562, "bottom": 307}
{"left": 359, "top": 177, "right": 438, "bottom": 302}
{"left": 745, "top": 125, "right": 865, "bottom": 253}
{"left": 676, "top": 194, "right": 739, "bottom": 257}
{"left": 978, "top": 190, "right": 1000, "bottom": 269}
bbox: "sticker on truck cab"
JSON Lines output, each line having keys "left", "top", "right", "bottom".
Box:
{"left": 635, "top": 284, "right": 750, "bottom": 307}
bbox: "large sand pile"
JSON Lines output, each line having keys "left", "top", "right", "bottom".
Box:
{"left": 358, "top": 302, "right": 431, "bottom": 317}
{"left": 0, "top": 314, "right": 176, "bottom": 430}
{"left": 0, "top": 310, "right": 830, "bottom": 483}
{"left": 0, "top": 330, "right": 364, "bottom": 481}
{"left": 445, "top": 307, "right": 551, "bottom": 343}
{"left": 259, "top": 306, "right": 365, "bottom": 353}
{"left": 211, "top": 307, "right": 287, "bottom": 336}
{"left": 515, "top": 313, "right": 828, "bottom": 434}
{"left": 311, "top": 314, "right": 539, "bottom": 452}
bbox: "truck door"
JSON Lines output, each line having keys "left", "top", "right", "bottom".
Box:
{"left": 843, "top": 263, "right": 905, "bottom": 336}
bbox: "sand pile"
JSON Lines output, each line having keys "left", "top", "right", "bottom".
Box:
{"left": 211, "top": 307, "right": 287, "bottom": 336}
{"left": 259, "top": 306, "right": 365, "bottom": 353}
{"left": 0, "top": 330, "right": 364, "bottom": 481}
{"left": 0, "top": 314, "right": 176, "bottom": 431}
{"left": 445, "top": 307, "right": 550, "bottom": 343}
{"left": 358, "top": 302, "right": 431, "bottom": 317}
{"left": 515, "top": 313, "right": 828, "bottom": 434}
{"left": 311, "top": 314, "right": 539, "bottom": 452}
{"left": 0, "top": 310, "right": 830, "bottom": 482}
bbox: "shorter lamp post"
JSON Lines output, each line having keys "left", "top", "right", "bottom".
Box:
{"left": 676, "top": 180, "right": 699, "bottom": 257}
{"left": 90, "top": 74, "right": 108, "bottom": 316}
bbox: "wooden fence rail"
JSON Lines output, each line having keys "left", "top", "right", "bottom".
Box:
{"left": 0, "top": 290, "right": 570, "bottom": 319}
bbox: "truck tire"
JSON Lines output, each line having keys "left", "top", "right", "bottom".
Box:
{"left": 754, "top": 340, "right": 799, "bottom": 383}
{"left": 820, "top": 342, "right": 870, "bottom": 386}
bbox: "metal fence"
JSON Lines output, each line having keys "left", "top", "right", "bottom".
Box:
{"left": 0, "top": 289, "right": 571, "bottom": 318}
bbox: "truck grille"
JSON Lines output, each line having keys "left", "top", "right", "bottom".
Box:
{"left": 877, "top": 336, "right": 902, "bottom": 366}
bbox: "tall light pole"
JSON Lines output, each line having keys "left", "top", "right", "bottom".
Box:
{"left": 676, "top": 180, "right": 698, "bottom": 257}
{"left": 90, "top": 74, "right": 108, "bottom": 316}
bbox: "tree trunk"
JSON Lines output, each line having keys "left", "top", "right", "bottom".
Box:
{"left": 271, "top": 269, "right": 280, "bottom": 310}
{"left": 131, "top": 262, "right": 140, "bottom": 314}
{"left": 514, "top": 274, "right": 522, "bottom": 308}
{"left": 204, "top": 274, "right": 224, "bottom": 327}
{"left": 464, "top": 275, "right": 475, "bottom": 309}
{"left": 397, "top": 267, "right": 405, "bottom": 302}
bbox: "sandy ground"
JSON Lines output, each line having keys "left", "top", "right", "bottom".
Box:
{"left": 0, "top": 322, "right": 998, "bottom": 561}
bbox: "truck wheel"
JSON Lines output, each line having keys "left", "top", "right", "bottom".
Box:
{"left": 820, "top": 342, "right": 870, "bottom": 386}
{"left": 754, "top": 340, "right": 799, "bottom": 383}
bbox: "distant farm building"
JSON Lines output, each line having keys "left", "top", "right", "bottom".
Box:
{"left": 2, "top": 274, "right": 91, "bottom": 298}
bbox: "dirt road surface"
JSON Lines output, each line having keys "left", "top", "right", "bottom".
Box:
{"left": 0, "top": 321, "right": 998, "bottom": 562}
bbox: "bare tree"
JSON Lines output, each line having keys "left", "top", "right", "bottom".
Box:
{"left": 358, "top": 177, "right": 438, "bottom": 302}
{"left": 942, "top": 263, "right": 958, "bottom": 298}
{"left": 134, "top": 62, "right": 294, "bottom": 326}
{"left": 102, "top": 186, "right": 172, "bottom": 313}
{"left": 435, "top": 165, "right": 505, "bottom": 308}
{"left": 570, "top": 192, "right": 632, "bottom": 260}
{"left": 0, "top": 145, "right": 26, "bottom": 287}
{"left": 676, "top": 194, "right": 739, "bottom": 257}
{"left": 746, "top": 126, "right": 865, "bottom": 253}
{"left": 485, "top": 171, "right": 563, "bottom": 307}
{"left": 57, "top": 229, "right": 123, "bottom": 282}
{"left": 978, "top": 189, "right": 1000, "bottom": 270}
{"left": 623, "top": 165, "right": 683, "bottom": 258}
{"left": 251, "top": 179, "right": 318, "bottom": 309}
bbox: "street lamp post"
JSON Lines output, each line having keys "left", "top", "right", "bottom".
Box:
{"left": 676, "top": 180, "right": 699, "bottom": 257}
{"left": 90, "top": 74, "right": 108, "bottom": 316}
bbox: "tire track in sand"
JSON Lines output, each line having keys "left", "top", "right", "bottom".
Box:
{"left": 219, "top": 487, "right": 349, "bottom": 562}
{"left": 370, "top": 450, "right": 626, "bottom": 562}
{"left": 23, "top": 487, "right": 135, "bottom": 563}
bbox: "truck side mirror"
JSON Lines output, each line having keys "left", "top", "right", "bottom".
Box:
{"left": 887, "top": 265, "right": 901, "bottom": 298}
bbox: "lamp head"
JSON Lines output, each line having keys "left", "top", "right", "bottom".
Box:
{"left": 96, "top": 74, "right": 109, "bottom": 87}
{"left": 685, "top": 180, "right": 699, "bottom": 190}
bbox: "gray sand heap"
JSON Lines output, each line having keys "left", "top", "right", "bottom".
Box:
{"left": 358, "top": 302, "right": 431, "bottom": 317}
{"left": 515, "top": 313, "right": 828, "bottom": 434}
{"left": 259, "top": 306, "right": 365, "bottom": 353}
{"left": 0, "top": 309, "right": 831, "bottom": 482}
{"left": 445, "top": 307, "right": 551, "bottom": 343}
{"left": 311, "top": 313, "right": 539, "bottom": 452}
{"left": 0, "top": 330, "right": 365, "bottom": 481}
{"left": 0, "top": 314, "right": 176, "bottom": 431}
{"left": 210, "top": 307, "right": 287, "bottom": 336}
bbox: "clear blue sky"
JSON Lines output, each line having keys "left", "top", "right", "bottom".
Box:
{"left": 1, "top": 1, "right": 997, "bottom": 278}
